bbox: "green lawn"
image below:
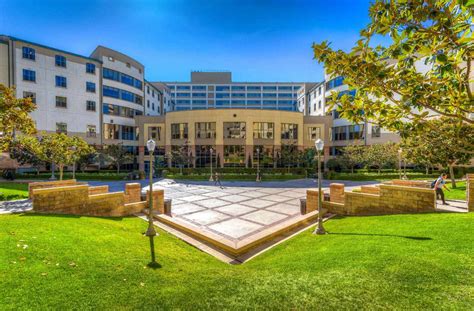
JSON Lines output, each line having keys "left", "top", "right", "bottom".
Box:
{"left": 445, "top": 181, "right": 467, "bottom": 200}
{"left": 0, "top": 213, "right": 472, "bottom": 309}
{"left": 0, "top": 182, "right": 28, "bottom": 201}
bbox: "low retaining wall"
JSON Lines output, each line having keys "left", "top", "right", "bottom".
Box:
{"left": 28, "top": 179, "right": 83, "bottom": 198}
{"left": 386, "top": 180, "right": 431, "bottom": 188}
{"left": 31, "top": 182, "right": 165, "bottom": 217}
{"left": 307, "top": 183, "right": 436, "bottom": 216}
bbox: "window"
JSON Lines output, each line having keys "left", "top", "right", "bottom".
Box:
{"left": 171, "top": 123, "right": 188, "bottom": 139}
{"left": 176, "top": 85, "right": 190, "bottom": 90}
{"left": 148, "top": 126, "right": 161, "bottom": 140}
{"left": 56, "top": 122, "right": 67, "bottom": 133}
{"left": 263, "top": 93, "right": 276, "bottom": 98}
{"left": 86, "top": 82, "right": 96, "bottom": 93}
{"left": 55, "top": 76, "right": 67, "bottom": 88}
{"left": 281, "top": 123, "right": 298, "bottom": 139}
{"left": 195, "top": 122, "right": 216, "bottom": 139}
{"left": 247, "top": 86, "right": 261, "bottom": 91}
{"left": 152, "top": 90, "right": 155, "bottom": 97}
{"left": 216, "top": 93, "right": 230, "bottom": 98}
{"left": 318, "top": 100, "right": 322, "bottom": 109}
{"left": 224, "top": 145, "right": 245, "bottom": 167}
{"left": 23, "top": 91, "right": 36, "bottom": 103}
{"left": 55, "top": 55, "right": 66, "bottom": 67}
{"left": 278, "top": 93, "right": 293, "bottom": 98}
{"left": 333, "top": 126, "right": 347, "bottom": 141}
{"left": 86, "top": 63, "right": 96, "bottom": 74}
{"left": 318, "top": 87, "right": 321, "bottom": 95}
{"left": 103, "top": 68, "right": 142, "bottom": 90}
{"left": 195, "top": 145, "right": 214, "bottom": 168}
{"left": 263, "top": 86, "right": 277, "bottom": 91}
{"left": 371, "top": 125, "right": 381, "bottom": 138}
{"left": 231, "top": 86, "right": 245, "bottom": 91}
{"left": 104, "top": 123, "right": 119, "bottom": 139}
{"left": 192, "top": 93, "right": 206, "bottom": 97}
{"left": 278, "top": 86, "right": 292, "bottom": 90}
{"left": 325, "top": 76, "right": 344, "bottom": 90}
{"left": 22, "top": 47, "right": 35, "bottom": 60}
{"left": 192, "top": 85, "right": 206, "bottom": 90}
{"left": 247, "top": 100, "right": 261, "bottom": 105}
{"left": 253, "top": 145, "right": 274, "bottom": 167}
{"left": 147, "top": 100, "right": 150, "bottom": 108}
{"left": 121, "top": 126, "right": 136, "bottom": 140}
{"left": 308, "top": 127, "right": 321, "bottom": 140}
{"left": 349, "top": 124, "right": 364, "bottom": 140}
{"left": 22, "top": 69, "right": 36, "bottom": 82}
{"left": 231, "top": 93, "right": 245, "bottom": 98}
{"left": 253, "top": 122, "right": 274, "bottom": 139}
{"left": 216, "top": 85, "right": 230, "bottom": 91}
{"left": 152, "top": 103, "right": 155, "bottom": 110}
{"left": 176, "top": 93, "right": 190, "bottom": 97}
{"left": 86, "top": 125, "right": 96, "bottom": 137}
{"left": 86, "top": 100, "right": 96, "bottom": 111}
{"left": 247, "top": 93, "right": 261, "bottom": 98}
{"left": 55, "top": 96, "right": 67, "bottom": 108}
{"left": 102, "top": 85, "right": 143, "bottom": 105}
{"left": 224, "top": 122, "right": 246, "bottom": 139}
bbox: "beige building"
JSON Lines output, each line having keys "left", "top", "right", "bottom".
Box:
{"left": 135, "top": 109, "right": 331, "bottom": 171}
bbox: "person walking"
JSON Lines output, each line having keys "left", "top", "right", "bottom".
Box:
{"left": 433, "top": 173, "right": 450, "bottom": 205}
{"left": 214, "top": 171, "right": 223, "bottom": 188}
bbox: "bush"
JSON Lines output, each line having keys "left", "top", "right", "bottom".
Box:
{"left": 326, "top": 158, "right": 346, "bottom": 172}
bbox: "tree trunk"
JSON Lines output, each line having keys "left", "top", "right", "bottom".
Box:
{"left": 116, "top": 163, "right": 120, "bottom": 174}
{"left": 378, "top": 167, "right": 381, "bottom": 174}
{"left": 59, "top": 165, "right": 64, "bottom": 180}
{"left": 448, "top": 164, "right": 456, "bottom": 189}
{"left": 425, "top": 166, "right": 429, "bottom": 175}
{"left": 351, "top": 166, "right": 354, "bottom": 174}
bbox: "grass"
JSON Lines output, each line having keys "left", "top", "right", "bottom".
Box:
{"left": 0, "top": 213, "right": 472, "bottom": 309}
{"left": 0, "top": 182, "right": 28, "bottom": 201}
{"left": 445, "top": 181, "right": 467, "bottom": 200}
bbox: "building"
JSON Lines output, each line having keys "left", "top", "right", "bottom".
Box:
{"left": 163, "top": 71, "right": 303, "bottom": 112}
{"left": 135, "top": 109, "right": 331, "bottom": 171}
{"left": 144, "top": 81, "right": 162, "bottom": 116}
{"left": 0, "top": 35, "right": 101, "bottom": 144}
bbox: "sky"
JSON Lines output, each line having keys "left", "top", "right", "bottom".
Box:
{"left": 0, "top": 0, "right": 374, "bottom": 82}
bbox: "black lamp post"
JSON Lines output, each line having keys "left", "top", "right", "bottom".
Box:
{"left": 313, "top": 138, "right": 326, "bottom": 235}
{"left": 256, "top": 147, "right": 261, "bottom": 182}
{"left": 145, "top": 138, "right": 157, "bottom": 264}
{"left": 209, "top": 147, "right": 213, "bottom": 182}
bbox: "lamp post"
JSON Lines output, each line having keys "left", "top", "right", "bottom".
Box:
{"left": 398, "top": 148, "right": 402, "bottom": 180}
{"left": 313, "top": 139, "right": 326, "bottom": 235}
{"left": 256, "top": 148, "right": 261, "bottom": 182}
{"left": 70, "top": 146, "right": 77, "bottom": 179}
{"left": 145, "top": 139, "right": 157, "bottom": 264}
{"left": 49, "top": 162, "right": 57, "bottom": 180}
{"left": 209, "top": 147, "right": 213, "bottom": 182}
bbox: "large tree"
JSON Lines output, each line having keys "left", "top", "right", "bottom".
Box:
{"left": 364, "top": 142, "right": 399, "bottom": 174}
{"left": 401, "top": 117, "right": 473, "bottom": 187}
{"left": 0, "top": 84, "right": 37, "bottom": 151}
{"left": 102, "top": 144, "right": 134, "bottom": 174}
{"left": 340, "top": 144, "right": 365, "bottom": 174}
{"left": 312, "top": 0, "right": 474, "bottom": 134}
{"left": 19, "top": 133, "right": 94, "bottom": 180}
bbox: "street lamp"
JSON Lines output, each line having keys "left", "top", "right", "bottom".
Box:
{"left": 313, "top": 138, "right": 326, "bottom": 235}
{"left": 49, "top": 162, "right": 57, "bottom": 180}
{"left": 398, "top": 148, "right": 402, "bottom": 180}
{"left": 70, "top": 145, "right": 77, "bottom": 179}
{"left": 256, "top": 148, "right": 261, "bottom": 182}
{"left": 145, "top": 138, "right": 157, "bottom": 264}
{"left": 209, "top": 147, "right": 214, "bottom": 182}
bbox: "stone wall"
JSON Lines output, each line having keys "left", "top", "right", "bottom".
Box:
{"left": 147, "top": 189, "right": 165, "bottom": 214}
{"left": 387, "top": 180, "right": 431, "bottom": 188}
{"left": 310, "top": 183, "right": 436, "bottom": 216}
{"left": 360, "top": 185, "right": 380, "bottom": 195}
{"left": 329, "top": 183, "right": 345, "bottom": 204}
{"left": 31, "top": 182, "right": 165, "bottom": 217}
{"left": 467, "top": 174, "right": 474, "bottom": 212}
{"left": 28, "top": 179, "right": 80, "bottom": 199}
{"left": 88, "top": 185, "right": 109, "bottom": 195}
{"left": 306, "top": 190, "right": 320, "bottom": 213}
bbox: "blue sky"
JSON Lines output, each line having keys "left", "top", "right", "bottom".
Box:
{"left": 0, "top": 0, "right": 373, "bottom": 82}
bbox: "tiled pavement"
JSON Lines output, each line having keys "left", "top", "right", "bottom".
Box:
{"left": 145, "top": 179, "right": 312, "bottom": 242}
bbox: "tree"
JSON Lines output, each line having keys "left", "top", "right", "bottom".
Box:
{"left": 76, "top": 149, "right": 98, "bottom": 173}
{"left": 0, "top": 84, "right": 37, "bottom": 151}
{"left": 102, "top": 144, "right": 134, "bottom": 174}
{"left": 19, "top": 133, "right": 94, "bottom": 180}
{"left": 170, "top": 141, "right": 193, "bottom": 174}
{"left": 280, "top": 144, "right": 299, "bottom": 172}
{"left": 401, "top": 117, "right": 473, "bottom": 187}
{"left": 312, "top": 1, "right": 474, "bottom": 134}
{"left": 340, "top": 144, "right": 365, "bottom": 173}
{"left": 301, "top": 148, "right": 317, "bottom": 168}
{"left": 364, "top": 142, "right": 399, "bottom": 174}
{"left": 9, "top": 139, "right": 44, "bottom": 174}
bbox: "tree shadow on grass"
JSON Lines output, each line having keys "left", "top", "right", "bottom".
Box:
{"left": 328, "top": 232, "right": 432, "bottom": 240}
{"left": 19, "top": 212, "right": 127, "bottom": 221}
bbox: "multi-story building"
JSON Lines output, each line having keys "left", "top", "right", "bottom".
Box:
{"left": 297, "top": 82, "right": 325, "bottom": 116}
{"left": 135, "top": 109, "right": 332, "bottom": 171}
{"left": 164, "top": 71, "right": 303, "bottom": 112}
{"left": 151, "top": 82, "right": 175, "bottom": 114}
{"left": 0, "top": 35, "right": 101, "bottom": 144}
{"left": 144, "top": 81, "right": 162, "bottom": 116}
